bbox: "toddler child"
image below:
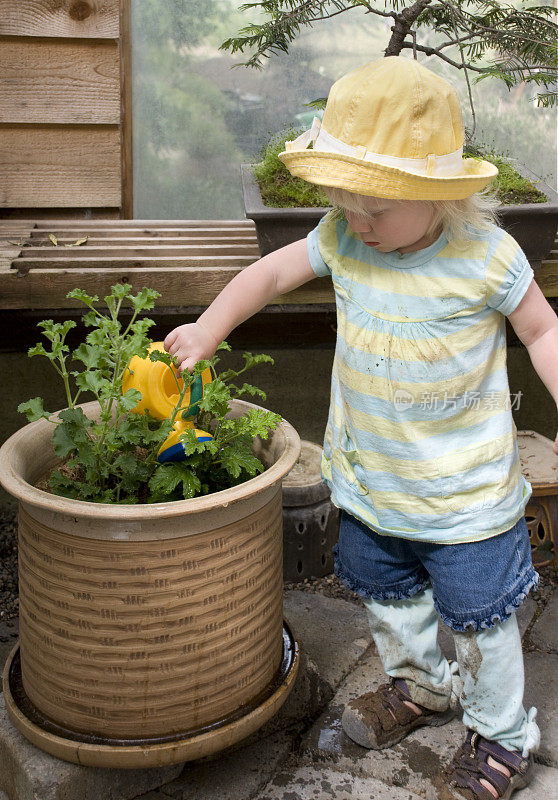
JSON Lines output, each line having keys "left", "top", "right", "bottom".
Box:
{"left": 164, "top": 57, "right": 558, "bottom": 799}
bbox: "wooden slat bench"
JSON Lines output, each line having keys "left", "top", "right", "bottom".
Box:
{"left": 0, "top": 219, "right": 333, "bottom": 310}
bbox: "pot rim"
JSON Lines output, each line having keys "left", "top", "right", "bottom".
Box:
{"left": 0, "top": 398, "right": 301, "bottom": 521}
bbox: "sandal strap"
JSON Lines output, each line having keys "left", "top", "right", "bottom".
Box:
{"left": 360, "top": 679, "right": 430, "bottom": 733}
{"left": 477, "top": 737, "right": 530, "bottom": 774}
{"left": 445, "top": 730, "right": 531, "bottom": 800}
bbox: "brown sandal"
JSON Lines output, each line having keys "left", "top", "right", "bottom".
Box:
{"left": 437, "top": 730, "right": 533, "bottom": 800}
{"left": 341, "top": 677, "right": 457, "bottom": 749}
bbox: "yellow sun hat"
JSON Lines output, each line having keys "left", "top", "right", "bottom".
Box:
{"left": 279, "top": 56, "right": 497, "bottom": 200}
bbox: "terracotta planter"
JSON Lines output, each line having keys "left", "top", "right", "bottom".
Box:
{"left": 0, "top": 399, "right": 301, "bottom": 767}
{"left": 242, "top": 162, "right": 558, "bottom": 266}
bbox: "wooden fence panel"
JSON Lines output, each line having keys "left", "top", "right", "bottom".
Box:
{"left": 0, "top": 1, "right": 119, "bottom": 39}
{"left": 0, "top": 39, "right": 120, "bottom": 125}
{"left": 0, "top": 0, "right": 125, "bottom": 217}
{"left": 0, "top": 126, "right": 121, "bottom": 207}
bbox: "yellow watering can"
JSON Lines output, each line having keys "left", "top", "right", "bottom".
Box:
{"left": 122, "top": 342, "right": 213, "bottom": 463}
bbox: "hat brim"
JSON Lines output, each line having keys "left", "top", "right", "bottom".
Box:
{"left": 278, "top": 149, "right": 498, "bottom": 200}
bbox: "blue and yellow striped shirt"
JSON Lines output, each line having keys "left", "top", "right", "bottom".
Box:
{"left": 307, "top": 210, "right": 534, "bottom": 543}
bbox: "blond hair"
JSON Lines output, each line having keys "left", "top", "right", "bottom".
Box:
{"left": 322, "top": 186, "right": 501, "bottom": 245}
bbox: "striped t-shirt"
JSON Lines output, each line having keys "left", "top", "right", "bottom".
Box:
{"left": 307, "top": 210, "right": 534, "bottom": 543}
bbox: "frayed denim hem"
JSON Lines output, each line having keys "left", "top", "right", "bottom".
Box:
{"left": 434, "top": 568, "right": 540, "bottom": 632}
{"left": 334, "top": 555, "right": 431, "bottom": 602}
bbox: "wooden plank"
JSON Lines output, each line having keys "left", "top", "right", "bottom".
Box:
{"left": 0, "top": 232, "right": 257, "bottom": 244}
{"left": 14, "top": 245, "right": 260, "bottom": 265}
{"left": 26, "top": 219, "right": 256, "bottom": 228}
{"left": 0, "top": 208, "right": 120, "bottom": 220}
{"left": 0, "top": 267, "right": 333, "bottom": 309}
{"left": 18, "top": 243, "right": 260, "bottom": 254}
{"left": 0, "top": 222, "right": 255, "bottom": 232}
{"left": 537, "top": 259, "right": 558, "bottom": 298}
{"left": 120, "top": 0, "right": 133, "bottom": 218}
{"left": 0, "top": 1, "right": 119, "bottom": 38}
{"left": 19, "top": 239, "right": 259, "bottom": 252}
{"left": 0, "top": 39, "right": 120, "bottom": 124}
{"left": 0, "top": 125, "right": 121, "bottom": 207}
{"left": 0, "top": 227, "right": 34, "bottom": 239}
{"left": 21, "top": 227, "right": 257, "bottom": 238}
{"left": 13, "top": 255, "right": 261, "bottom": 273}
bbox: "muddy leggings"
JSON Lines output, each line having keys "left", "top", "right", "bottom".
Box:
{"left": 363, "top": 587, "right": 540, "bottom": 756}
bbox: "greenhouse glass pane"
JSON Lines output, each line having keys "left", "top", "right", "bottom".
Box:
{"left": 131, "top": 1, "right": 557, "bottom": 220}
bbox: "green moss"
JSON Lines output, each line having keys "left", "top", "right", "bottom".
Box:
{"left": 464, "top": 144, "right": 547, "bottom": 205}
{"left": 253, "top": 128, "right": 330, "bottom": 208}
{"left": 253, "top": 128, "right": 548, "bottom": 207}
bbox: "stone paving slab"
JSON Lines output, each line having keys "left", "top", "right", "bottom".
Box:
{"left": 146, "top": 731, "right": 295, "bottom": 800}
{"left": 256, "top": 761, "right": 557, "bottom": 800}
{"left": 523, "top": 651, "right": 558, "bottom": 767}
{"left": 254, "top": 763, "right": 425, "bottom": 800}
{"left": 522, "top": 764, "right": 558, "bottom": 798}
{"left": 300, "top": 647, "right": 465, "bottom": 798}
{"left": 300, "top": 622, "right": 558, "bottom": 797}
{"left": 0, "top": 695, "right": 182, "bottom": 800}
{"left": 529, "top": 593, "right": 558, "bottom": 652}
{"left": 282, "top": 591, "right": 371, "bottom": 690}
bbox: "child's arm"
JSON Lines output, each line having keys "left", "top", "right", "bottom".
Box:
{"left": 508, "top": 279, "right": 558, "bottom": 454}
{"left": 164, "top": 237, "right": 316, "bottom": 372}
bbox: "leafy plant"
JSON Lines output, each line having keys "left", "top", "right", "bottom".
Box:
{"left": 18, "top": 284, "right": 281, "bottom": 504}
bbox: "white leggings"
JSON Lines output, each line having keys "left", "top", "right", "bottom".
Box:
{"left": 364, "top": 586, "right": 540, "bottom": 756}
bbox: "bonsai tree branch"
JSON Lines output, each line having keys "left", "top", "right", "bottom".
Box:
{"left": 222, "top": 1, "right": 557, "bottom": 106}
{"left": 398, "top": 40, "right": 486, "bottom": 72}
{"left": 385, "top": 0, "right": 433, "bottom": 56}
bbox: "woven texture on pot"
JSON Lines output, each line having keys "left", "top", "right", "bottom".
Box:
{"left": 18, "top": 494, "right": 284, "bottom": 740}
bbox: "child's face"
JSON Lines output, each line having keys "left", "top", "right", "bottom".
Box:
{"left": 344, "top": 198, "right": 439, "bottom": 255}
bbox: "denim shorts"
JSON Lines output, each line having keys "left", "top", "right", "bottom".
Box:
{"left": 334, "top": 511, "right": 539, "bottom": 631}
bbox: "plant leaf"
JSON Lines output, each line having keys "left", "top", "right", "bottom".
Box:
{"left": 148, "top": 462, "right": 201, "bottom": 500}
{"left": 217, "top": 439, "right": 264, "bottom": 479}
{"left": 67, "top": 288, "right": 99, "bottom": 305}
{"left": 48, "top": 234, "right": 58, "bottom": 246}
{"left": 17, "top": 397, "right": 51, "bottom": 422}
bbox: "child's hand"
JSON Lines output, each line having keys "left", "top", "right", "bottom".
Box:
{"left": 163, "top": 321, "right": 219, "bottom": 373}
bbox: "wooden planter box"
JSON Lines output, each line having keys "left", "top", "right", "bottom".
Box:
{"left": 241, "top": 163, "right": 558, "bottom": 266}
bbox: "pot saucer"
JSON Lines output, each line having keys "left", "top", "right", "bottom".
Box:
{"left": 2, "top": 621, "right": 299, "bottom": 768}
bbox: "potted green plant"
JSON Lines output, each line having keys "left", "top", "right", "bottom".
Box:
{"left": 0, "top": 284, "right": 301, "bottom": 768}
{"left": 230, "top": 1, "right": 558, "bottom": 261}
